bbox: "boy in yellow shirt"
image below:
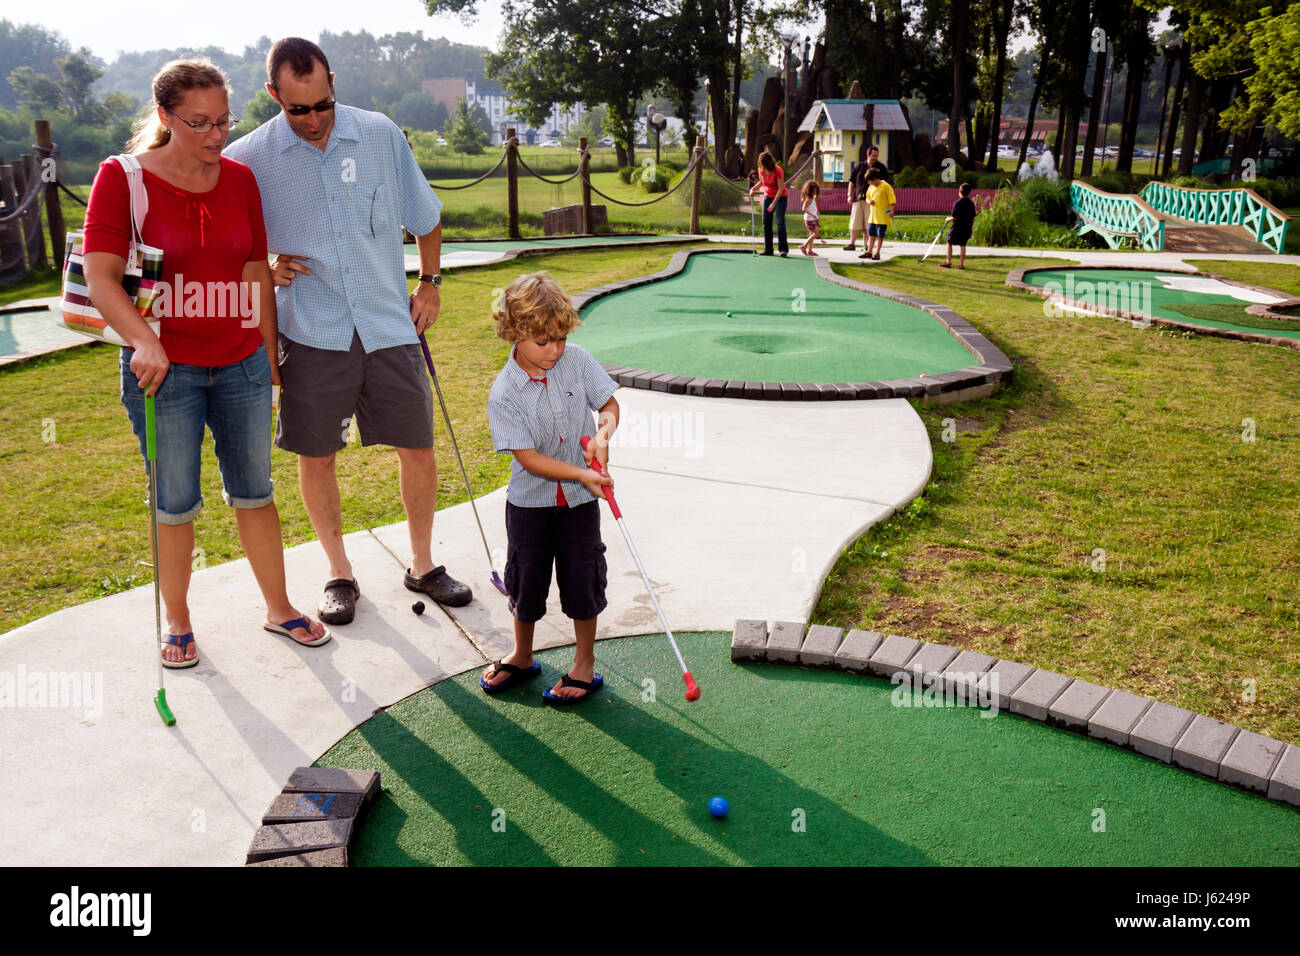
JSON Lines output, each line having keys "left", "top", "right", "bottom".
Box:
{"left": 862, "top": 169, "right": 896, "bottom": 261}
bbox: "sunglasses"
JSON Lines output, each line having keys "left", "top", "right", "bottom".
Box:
{"left": 282, "top": 98, "right": 336, "bottom": 117}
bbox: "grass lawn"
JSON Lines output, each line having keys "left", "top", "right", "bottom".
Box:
{"left": 813, "top": 255, "right": 1300, "bottom": 743}
{"left": 4, "top": 243, "right": 1297, "bottom": 745}
{"left": 0, "top": 244, "right": 705, "bottom": 635}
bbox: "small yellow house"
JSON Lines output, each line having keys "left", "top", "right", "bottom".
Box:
{"left": 799, "top": 99, "right": 911, "bottom": 181}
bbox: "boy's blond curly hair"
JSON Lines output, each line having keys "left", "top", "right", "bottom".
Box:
{"left": 492, "top": 271, "right": 582, "bottom": 343}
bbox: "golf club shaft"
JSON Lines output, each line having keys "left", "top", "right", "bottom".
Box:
{"left": 609, "top": 514, "right": 689, "bottom": 676}
{"left": 147, "top": 396, "right": 162, "bottom": 692}
{"left": 921, "top": 226, "right": 945, "bottom": 262}
{"left": 580, "top": 438, "right": 691, "bottom": 678}
{"left": 418, "top": 333, "right": 495, "bottom": 568}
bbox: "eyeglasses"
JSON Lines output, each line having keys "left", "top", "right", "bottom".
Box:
{"left": 282, "top": 98, "right": 336, "bottom": 117}
{"left": 168, "top": 110, "right": 238, "bottom": 134}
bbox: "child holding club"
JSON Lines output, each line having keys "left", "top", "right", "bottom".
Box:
{"left": 799, "top": 180, "right": 821, "bottom": 256}
{"left": 940, "top": 182, "right": 977, "bottom": 269}
{"left": 485, "top": 272, "right": 620, "bottom": 703}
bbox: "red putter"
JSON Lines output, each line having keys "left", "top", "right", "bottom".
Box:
{"left": 582, "top": 436, "right": 701, "bottom": 701}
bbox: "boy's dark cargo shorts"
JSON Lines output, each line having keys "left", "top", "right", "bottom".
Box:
{"left": 505, "top": 500, "right": 607, "bottom": 623}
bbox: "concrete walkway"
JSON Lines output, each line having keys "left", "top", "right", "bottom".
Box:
{"left": 0, "top": 388, "right": 930, "bottom": 865}
{"left": 703, "top": 233, "right": 1300, "bottom": 270}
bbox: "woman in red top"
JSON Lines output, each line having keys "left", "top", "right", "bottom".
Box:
{"left": 83, "top": 59, "right": 330, "bottom": 668}
{"left": 746, "top": 151, "right": 789, "bottom": 256}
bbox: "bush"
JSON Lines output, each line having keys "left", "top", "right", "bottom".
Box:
{"left": 618, "top": 165, "right": 636, "bottom": 184}
{"left": 655, "top": 158, "right": 682, "bottom": 174}
{"left": 894, "top": 166, "right": 915, "bottom": 188}
{"left": 1020, "top": 176, "right": 1073, "bottom": 225}
{"left": 1249, "top": 176, "right": 1300, "bottom": 207}
{"left": 971, "top": 189, "right": 1043, "bottom": 247}
{"left": 1088, "top": 170, "right": 1134, "bottom": 193}
{"left": 912, "top": 165, "right": 932, "bottom": 187}
{"left": 634, "top": 162, "right": 671, "bottom": 193}
{"left": 1167, "top": 175, "right": 1209, "bottom": 189}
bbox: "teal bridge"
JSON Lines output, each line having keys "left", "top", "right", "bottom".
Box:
{"left": 1070, "top": 180, "right": 1291, "bottom": 254}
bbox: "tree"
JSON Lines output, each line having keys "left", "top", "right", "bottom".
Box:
{"left": 56, "top": 52, "right": 103, "bottom": 122}
{"left": 445, "top": 95, "right": 489, "bottom": 154}
{"left": 392, "top": 91, "right": 447, "bottom": 131}
{"left": 0, "top": 20, "right": 71, "bottom": 110}
{"left": 561, "top": 110, "right": 598, "bottom": 148}
{"left": 474, "top": 0, "right": 663, "bottom": 167}
{"left": 1228, "top": 4, "right": 1300, "bottom": 140}
{"left": 241, "top": 88, "right": 280, "bottom": 129}
{"left": 7, "top": 65, "right": 63, "bottom": 113}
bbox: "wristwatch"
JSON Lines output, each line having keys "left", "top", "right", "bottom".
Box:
{"left": 417, "top": 273, "right": 442, "bottom": 287}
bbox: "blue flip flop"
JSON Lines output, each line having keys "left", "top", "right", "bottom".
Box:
{"left": 264, "top": 616, "right": 332, "bottom": 647}
{"left": 161, "top": 632, "right": 198, "bottom": 669}
{"left": 542, "top": 672, "right": 604, "bottom": 705}
{"left": 481, "top": 660, "right": 542, "bottom": 694}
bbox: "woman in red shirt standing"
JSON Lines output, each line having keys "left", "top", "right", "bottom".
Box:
{"left": 83, "top": 59, "right": 330, "bottom": 668}
{"left": 747, "top": 151, "right": 789, "bottom": 256}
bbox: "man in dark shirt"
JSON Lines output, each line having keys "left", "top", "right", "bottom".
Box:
{"left": 844, "top": 145, "right": 890, "bottom": 250}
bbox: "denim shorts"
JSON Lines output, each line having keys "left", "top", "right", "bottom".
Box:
{"left": 868, "top": 222, "right": 888, "bottom": 238}
{"left": 120, "top": 343, "right": 275, "bottom": 525}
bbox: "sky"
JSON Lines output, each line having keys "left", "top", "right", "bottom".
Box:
{"left": 23, "top": 0, "right": 509, "bottom": 62}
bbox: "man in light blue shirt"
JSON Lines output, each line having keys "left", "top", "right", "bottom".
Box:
{"left": 225, "top": 37, "right": 470, "bottom": 624}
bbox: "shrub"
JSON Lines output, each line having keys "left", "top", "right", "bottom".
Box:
{"left": 636, "top": 162, "right": 671, "bottom": 192}
{"left": 655, "top": 158, "right": 682, "bottom": 174}
{"left": 912, "top": 165, "right": 932, "bottom": 187}
{"left": 1020, "top": 176, "right": 1073, "bottom": 225}
{"left": 1167, "top": 175, "right": 1209, "bottom": 189}
{"left": 618, "top": 165, "right": 636, "bottom": 184}
{"left": 1088, "top": 170, "right": 1134, "bottom": 193}
{"left": 894, "top": 166, "right": 915, "bottom": 188}
{"left": 971, "top": 189, "right": 1042, "bottom": 247}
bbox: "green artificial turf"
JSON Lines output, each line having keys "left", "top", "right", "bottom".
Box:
{"left": 1021, "top": 268, "right": 1300, "bottom": 339}
{"left": 571, "top": 252, "right": 977, "bottom": 382}
{"left": 321, "top": 632, "right": 1300, "bottom": 867}
{"left": 1167, "top": 302, "right": 1300, "bottom": 333}
{"left": 415, "top": 235, "right": 693, "bottom": 254}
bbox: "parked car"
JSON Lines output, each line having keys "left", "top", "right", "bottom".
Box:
{"left": 597, "top": 135, "right": 614, "bottom": 147}
{"left": 538, "top": 139, "right": 563, "bottom": 147}
{"left": 1133, "top": 147, "right": 1153, "bottom": 158}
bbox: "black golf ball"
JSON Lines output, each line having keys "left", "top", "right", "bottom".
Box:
{"left": 412, "top": 601, "right": 425, "bottom": 615}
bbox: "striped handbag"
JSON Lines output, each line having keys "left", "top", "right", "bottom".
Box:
{"left": 59, "top": 153, "right": 164, "bottom": 345}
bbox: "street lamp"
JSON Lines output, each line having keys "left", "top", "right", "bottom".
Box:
{"left": 648, "top": 104, "right": 666, "bottom": 165}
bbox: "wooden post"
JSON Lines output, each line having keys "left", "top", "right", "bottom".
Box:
{"left": 0, "top": 161, "right": 23, "bottom": 284}
{"left": 505, "top": 127, "right": 520, "bottom": 240}
{"left": 689, "top": 135, "right": 706, "bottom": 234}
{"left": 579, "top": 136, "right": 592, "bottom": 235}
{"left": 19, "top": 152, "right": 45, "bottom": 268}
{"left": 35, "top": 121, "right": 66, "bottom": 271}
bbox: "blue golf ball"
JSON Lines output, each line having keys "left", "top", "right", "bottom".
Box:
{"left": 708, "top": 796, "right": 729, "bottom": 818}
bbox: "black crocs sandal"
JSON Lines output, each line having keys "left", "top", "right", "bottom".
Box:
{"left": 404, "top": 565, "right": 473, "bottom": 607}
{"left": 319, "top": 578, "right": 359, "bottom": 625}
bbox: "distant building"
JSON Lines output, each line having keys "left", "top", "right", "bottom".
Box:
{"left": 422, "top": 77, "right": 586, "bottom": 145}
{"left": 799, "top": 99, "right": 911, "bottom": 181}
{"left": 936, "top": 118, "right": 1090, "bottom": 154}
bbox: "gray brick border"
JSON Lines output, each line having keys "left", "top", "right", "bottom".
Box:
{"left": 731, "top": 619, "right": 1300, "bottom": 811}
{"left": 245, "top": 767, "right": 382, "bottom": 866}
{"left": 568, "top": 248, "right": 1014, "bottom": 402}
{"left": 1006, "top": 264, "right": 1300, "bottom": 352}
